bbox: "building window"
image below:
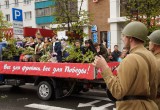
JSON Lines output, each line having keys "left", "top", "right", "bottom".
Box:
{"left": 6, "top": 14, "right": 10, "bottom": 21}
{"left": 24, "top": 0, "right": 31, "bottom": 4}
{"left": 14, "top": 0, "right": 19, "bottom": 6}
{"left": 5, "top": 0, "right": 9, "bottom": 8}
{"left": 36, "top": 8, "right": 53, "bottom": 17}
{"left": 24, "top": 11, "right": 32, "bottom": 20}
{"left": 100, "top": 31, "right": 108, "bottom": 47}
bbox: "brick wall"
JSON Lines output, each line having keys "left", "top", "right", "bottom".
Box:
{"left": 88, "top": 0, "right": 110, "bottom": 43}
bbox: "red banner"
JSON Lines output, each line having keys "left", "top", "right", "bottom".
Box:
{"left": 0, "top": 62, "right": 95, "bottom": 80}
{"left": 0, "top": 62, "right": 119, "bottom": 80}
{"left": 96, "top": 62, "right": 119, "bottom": 79}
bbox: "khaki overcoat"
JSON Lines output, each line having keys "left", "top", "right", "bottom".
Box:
{"left": 101, "top": 44, "right": 158, "bottom": 110}
{"left": 154, "top": 52, "right": 160, "bottom": 110}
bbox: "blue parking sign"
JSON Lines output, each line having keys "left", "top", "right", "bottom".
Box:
{"left": 12, "top": 8, "right": 23, "bottom": 21}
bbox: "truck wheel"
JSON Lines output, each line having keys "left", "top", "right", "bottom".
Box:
{"left": 37, "top": 81, "right": 53, "bottom": 101}
{"left": 12, "top": 85, "right": 20, "bottom": 88}
{"left": 72, "top": 85, "right": 83, "bottom": 94}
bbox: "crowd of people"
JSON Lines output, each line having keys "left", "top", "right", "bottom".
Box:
{"left": 11, "top": 35, "right": 128, "bottom": 63}
{"left": 17, "top": 36, "right": 64, "bottom": 62}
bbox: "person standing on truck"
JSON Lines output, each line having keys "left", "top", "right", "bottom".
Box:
{"left": 50, "top": 36, "right": 62, "bottom": 62}
{"left": 148, "top": 30, "right": 160, "bottom": 109}
{"left": 32, "top": 38, "right": 44, "bottom": 62}
{"left": 92, "top": 21, "right": 158, "bottom": 110}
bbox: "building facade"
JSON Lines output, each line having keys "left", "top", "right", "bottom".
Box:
{"left": 0, "top": 0, "right": 125, "bottom": 50}
{"left": 0, "top": 0, "right": 37, "bottom": 28}
{"left": 108, "top": 0, "right": 126, "bottom": 50}
{"left": 88, "top": 0, "right": 110, "bottom": 47}
{"left": 35, "top": 0, "right": 55, "bottom": 29}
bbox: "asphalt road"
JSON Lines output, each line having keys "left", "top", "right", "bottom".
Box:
{"left": 0, "top": 85, "right": 115, "bottom": 110}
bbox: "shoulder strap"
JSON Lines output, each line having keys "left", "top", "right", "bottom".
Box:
{"left": 134, "top": 52, "right": 151, "bottom": 73}
{"left": 134, "top": 52, "right": 151, "bottom": 86}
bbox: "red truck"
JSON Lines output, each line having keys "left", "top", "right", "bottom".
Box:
{"left": 0, "top": 61, "right": 119, "bottom": 101}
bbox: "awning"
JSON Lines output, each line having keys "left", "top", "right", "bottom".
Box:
{"left": 1, "top": 27, "right": 55, "bottom": 38}
{"left": 23, "top": 27, "right": 55, "bottom": 37}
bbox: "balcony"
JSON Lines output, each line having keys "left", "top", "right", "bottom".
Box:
{"left": 36, "top": 16, "right": 55, "bottom": 24}
{"left": 35, "top": 0, "right": 54, "bottom": 9}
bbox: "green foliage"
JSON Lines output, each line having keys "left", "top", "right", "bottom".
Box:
{"left": 0, "top": 11, "right": 12, "bottom": 42}
{"left": 39, "top": 52, "right": 51, "bottom": 62}
{"left": 51, "top": 0, "right": 94, "bottom": 63}
{"left": 64, "top": 42, "right": 95, "bottom": 63}
{"left": 22, "top": 47, "right": 34, "bottom": 55}
{"left": 82, "top": 50, "right": 95, "bottom": 63}
{"left": 51, "top": 0, "right": 92, "bottom": 39}
{"left": 121, "top": 0, "right": 160, "bottom": 46}
{"left": 121, "top": 0, "right": 160, "bottom": 32}
{"left": 2, "top": 39, "right": 24, "bottom": 60}
{"left": 64, "top": 42, "right": 82, "bottom": 62}
{"left": 52, "top": 0, "right": 78, "bottom": 30}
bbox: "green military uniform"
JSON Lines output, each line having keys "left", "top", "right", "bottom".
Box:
{"left": 148, "top": 30, "right": 160, "bottom": 109}
{"left": 101, "top": 22, "right": 158, "bottom": 110}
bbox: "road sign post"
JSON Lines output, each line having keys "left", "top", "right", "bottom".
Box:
{"left": 12, "top": 8, "right": 23, "bottom": 38}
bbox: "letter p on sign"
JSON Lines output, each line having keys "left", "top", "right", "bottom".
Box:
{"left": 12, "top": 8, "right": 23, "bottom": 21}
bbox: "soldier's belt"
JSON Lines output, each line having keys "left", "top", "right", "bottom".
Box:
{"left": 119, "top": 95, "right": 149, "bottom": 101}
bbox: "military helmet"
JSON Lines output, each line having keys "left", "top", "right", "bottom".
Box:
{"left": 148, "top": 30, "right": 160, "bottom": 45}
{"left": 122, "top": 21, "right": 148, "bottom": 42}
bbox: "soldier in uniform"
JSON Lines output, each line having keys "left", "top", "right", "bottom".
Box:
{"left": 148, "top": 30, "right": 160, "bottom": 109}
{"left": 92, "top": 21, "right": 158, "bottom": 110}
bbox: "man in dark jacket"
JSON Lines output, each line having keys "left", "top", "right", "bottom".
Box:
{"left": 111, "top": 45, "right": 121, "bottom": 61}
{"left": 83, "top": 40, "right": 94, "bottom": 54}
